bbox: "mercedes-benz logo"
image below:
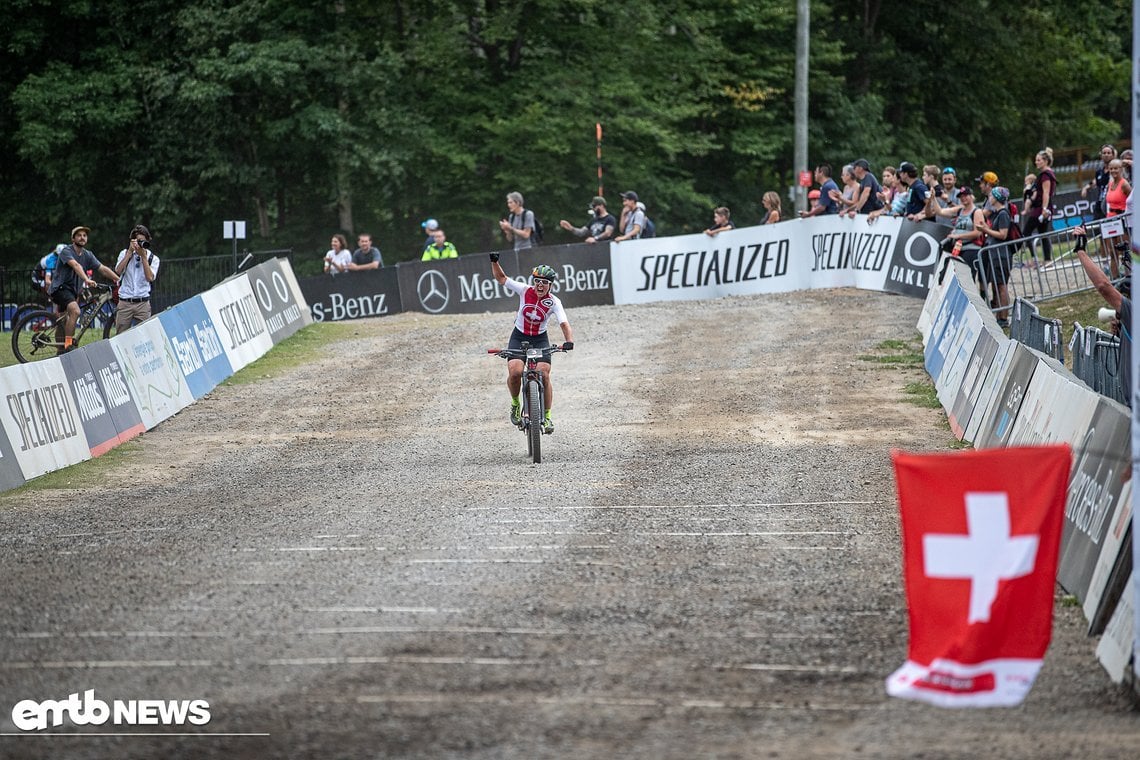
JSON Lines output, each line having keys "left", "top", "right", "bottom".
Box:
{"left": 417, "top": 269, "right": 450, "bottom": 314}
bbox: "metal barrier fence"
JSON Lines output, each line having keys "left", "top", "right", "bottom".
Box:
{"left": 1070, "top": 321, "right": 1127, "bottom": 405}
{"left": 0, "top": 249, "right": 291, "bottom": 330}
{"left": 1009, "top": 297, "right": 1065, "bottom": 362}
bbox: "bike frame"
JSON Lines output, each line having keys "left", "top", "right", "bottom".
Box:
{"left": 488, "top": 341, "right": 565, "bottom": 464}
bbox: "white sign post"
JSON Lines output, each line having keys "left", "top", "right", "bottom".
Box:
{"left": 223, "top": 220, "right": 247, "bottom": 274}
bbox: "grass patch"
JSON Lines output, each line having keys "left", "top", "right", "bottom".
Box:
{"left": 222, "top": 321, "right": 356, "bottom": 385}
{"left": 4, "top": 440, "right": 146, "bottom": 495}
{"left": 858, "top": 337, "right": 925, "bottom": 368}
{"left": 903, "top": 381, "right": 941, "bottom": 408}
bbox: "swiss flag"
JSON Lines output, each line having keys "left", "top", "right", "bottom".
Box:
{"left": 887, "top": 445, "right": 1071, "bottom": 707}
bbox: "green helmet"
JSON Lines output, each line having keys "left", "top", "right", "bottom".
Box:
{"left": 532, "top": 264, "right": 557, "bottom": 281}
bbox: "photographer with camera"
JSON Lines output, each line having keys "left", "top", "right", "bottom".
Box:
{"left": 114, "top": 224, "right": 160, "bottom": 334}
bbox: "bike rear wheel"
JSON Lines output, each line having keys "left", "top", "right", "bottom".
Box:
{"left": 11, "top": 310, "right": 63, "bottom": 363}
{"left": 527, "top": 379, "right": 542, "bottom": 464}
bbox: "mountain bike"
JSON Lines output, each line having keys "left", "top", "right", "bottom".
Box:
{"left": 11, "top": 284, "right": 116, "bottom": 363}
{"left": 488, "top": 342, "right": 567, "bottom": 464}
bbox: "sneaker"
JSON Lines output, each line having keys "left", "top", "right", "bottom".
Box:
{"left": 510, "top": 404, "right": 522, "bottom": 426}
{"left": 542, "top": 415, "right": 554, "bottom": 434}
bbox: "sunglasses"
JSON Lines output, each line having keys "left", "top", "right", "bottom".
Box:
{"left": 533, "top": 278, "right": 553, "bottom": 284}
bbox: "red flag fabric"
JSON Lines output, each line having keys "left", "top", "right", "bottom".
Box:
{"left": 887, "top": 445, "right": 1071, "bottom": 707}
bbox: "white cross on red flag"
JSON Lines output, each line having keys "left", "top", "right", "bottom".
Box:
{"left": 887, "top": 445, "right": 1071, "bottom": 707}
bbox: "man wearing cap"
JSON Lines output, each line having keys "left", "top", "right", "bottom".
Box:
{"left": 975, "top": 171, "right": 998, "bottom": 217}
{"left": 976, "top": 187, "right": 1015, "bottom": 326}
{"left": 50, "top": 226, "right": 120, "bottom": 351}
{"left": 421, "top": 218, "right": 440, "bottom": 251}
{"left": 843, "top": 159, "right": 884, "bottom": 218}
{"left": 613, "top": 191, "right": 646, "bottom": 243}
{"left": 114, "top": 224, "right": 160, "bottom": 334}
{"left": 559, "top": 196, "right": 616, "bottom": 243}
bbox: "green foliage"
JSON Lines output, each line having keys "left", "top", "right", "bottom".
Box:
{"left": 0, "top": 0, "right": 1129, "bottom": 270}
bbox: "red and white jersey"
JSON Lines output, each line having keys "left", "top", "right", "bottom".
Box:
{"left": 502, "top": 278, "right": 567, "bottom": 336}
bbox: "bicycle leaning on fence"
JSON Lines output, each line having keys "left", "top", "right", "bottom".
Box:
{"left": 488, "top": 342, "right": 568, "bottom": 464}
{"left": 11, "top": 284, "right": 116, "bottom": 363}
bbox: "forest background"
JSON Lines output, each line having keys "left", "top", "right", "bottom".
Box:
{"left": 1, "top": 0, "right": 1131, "bottom": 274}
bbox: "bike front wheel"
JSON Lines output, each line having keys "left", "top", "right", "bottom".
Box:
{"left": 11, "top": 310, "right": 63, "bottom": 363}
{"left": 527, "top": 379, "right": 542, "bottom": 464}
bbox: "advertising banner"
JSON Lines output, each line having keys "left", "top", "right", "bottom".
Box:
{"left": 973, "top": 344, "right": 1039, "bottom": 450}
{"left": 300, "top": 267, "right": 403, "bottom": 323}
{"left": 247, "top": 258, "right": 310, "bottom": 343}
{"left": 923, "top": 274, "right": 968, "bottom": 382}
{"left": 111, "top": 318, "right": 193, "bottom": 430}
{"left": 158, "top": 298, "right": 233, "bottom": 400}
{"left": 1059, "top": 396, "right": 1132, "bottom": 612}
{"left": 82, "top": 340, "right": 145, "bottom": 445}
{"left": 883, "top": 219, "right": 942, "bottom": 298}
{"left": 0, "top": 360, "right": 91, "bottom": 480}
{"left": 1007, "top": 357, "right": 1099, "bottom": 449}
{"left": 518, "top": 244, "right": 614, "bottom": 308}
{"left": 963, "top": 338, "right": 1018, "bottom": 445}
{"left": 609, "top": 216, "right": 905, "bottom": 306}
{"left": 0, "top": 369, "right": 28, "bottom": 491}
{"left": 59, "top": 349, "right": 121, "bottom": 457}
{"left": 1095, "top": 574, "right": 1134, "bottom": 682}
{"left": 916, "top": 253, "right": 955, "bottom": 342}
{"left": 947, "top": 324, "right": 1002, "bottom": 440}
{"left": 396, "top": 251, "right": 521, "bottom": 315}
{"left": 934, "top": 291, "right": 984, "bottom": 414}
{"left": 199, "top": 275, "right": 274, "bottom": 372}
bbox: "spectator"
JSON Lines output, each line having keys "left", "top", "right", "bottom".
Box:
{"left": 807, "top": 189, "right": 821, "bottom": 210}
{"left": 879, "top": 166, "right": 901, "bottom": 212}
{"left": 934, "top": 185, "right": 985, "bottom": 274}
{"left": 498, "top": 191, "right": 536, "bottom": 250}
{"left": 844, "top": 158, "right": 884, "bottom": 218}
{"left": 347, "top": 233, "right": 384, "bottom": 270}
{"left": 421, "top": 218, "right": 440, "bottom": 250}
{"left": 1081, "top": 144, "right": 1116, "bottom": 219}
{"left": 31, "top": 244, "right": 64, "bottom": 298}
{"left": 831, "top": 164, "right": 859, "bottom": 216}
{"left": 559, "top": 196, "right": 616, "bottom": 243}
{"left": 114, "top": 224, "right": 160, "bottom": 334}
{"left": 1023, "top": 148, "right": 1057, "bottom": 262}
{"left": 704, "top": 207, "right": 735, "bottom": 236}
{"left": 613, "top": 191, "right": 645, "bottom": 243}
{"left": 1105, "top": 158, "right": 1131, "bottom": 218}
{"left": 421, "top": 229, "right": 458, "bottom": 261}
{"left": 925, "top": 166, "right": 961, "bottom": 227}
{"left": 800, "top": 164, "right": 840, "bottom": 218}
{"left": 323, "top": 233, "right": 351, "bottom": 275}
{"left": 899, "top": 162, "right": 929, "bottom": 219}
{"left": 1073, "top": 225, "right": 1131, "bottom": 407}
{"left": 975, "top": 187, "right": 1014, "bottom": 327}
{"left": 1121, "top": 149, "right": 1133, "bottom": 182}
{"left": 50, "top": 226, "right": 120, "bottom": 351}
{"left": 975, "top": 171, "right": 998, "bottom": 217}
{"left": 761, "top": 192, "right": 782, "bottom": 224}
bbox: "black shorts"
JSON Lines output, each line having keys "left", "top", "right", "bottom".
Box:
{"left": 49, "top": 287, "right": 78, "bottom": 311}
{"left": 508, "top": 328, "right": 552, "bottom": 364}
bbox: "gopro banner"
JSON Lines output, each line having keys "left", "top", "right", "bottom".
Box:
{"left": 199, "top": 276, "right": 273, "bottom": 372}
{"left": 158, "top": 298, "right": 233, "bottom": 400}
{"left": 0, "top": 360, "right": 90, "bottom": 480}
{"left": 247, "top": 258, "right": 309, "bottom": 343}
{"left": 81, "top": 340, "right": 145, "bottom": 446}
{"left": 300, "top": 267, "right": 403, "bottom": 323}
{"left": 111, "top": 319, "right": 193, "bottom": 430}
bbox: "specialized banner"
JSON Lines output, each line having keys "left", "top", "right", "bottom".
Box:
{"left": 59, "top": 349, "right": 121, "bottom": 457}
{"left": 888, "top": 445, "right": 1071, "bottom": 707}
{"left": 300, "top": 267, "right": 403, "bottom": 322}
{"left": 0, "top": 369, "right": 30, "bottom": 491}
{"left": 110, "top": 318, "right": 193, "bottom": 430}
{"left": 0, "top": 360, "right": 91, "bottom": 480}
{"left": 1059, "top": 396, "right": 1132, "bottom": 614}
{"left": 158, "top": 299, "right": 233, "bottom": 400}
{"left": 199, "top": 275, "right": 274, "bottom": 372}
{"left": 247, "top": 258, "right": 310, "bottom": 343}
{"left": 81, "top": 341, "right": 145, "bottom": 445}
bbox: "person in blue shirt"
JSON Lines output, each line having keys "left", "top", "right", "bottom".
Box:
{"left": 800, "top": 164, "right": 840, "bottom": 218}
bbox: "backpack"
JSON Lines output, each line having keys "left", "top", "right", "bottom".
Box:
{"left": 531, "top": 211, "right": 544, "bottom": 245}
{"left": 1005, "top": 202, "right": 1022, "bottom": 244}
{"left": 641, "top": 216, "right": 656, "bottom": 238}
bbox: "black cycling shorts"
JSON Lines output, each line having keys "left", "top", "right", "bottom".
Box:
{"left": 49, "top": 287, "right": 79, "bottom": 311}
{"left": 508, "top": 328, "right": 552, "bottom": 364}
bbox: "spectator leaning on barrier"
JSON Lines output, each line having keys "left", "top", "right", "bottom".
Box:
{"left": 975, "top": 187, "right": 1014, "bottom": 328}
{"left": 899, "top": 162, "right": 928, "bottom": 218}
{"left": 421, "top": 229, "right": 458, "bottom": 261}
{"left": 348, "top": 233, "right": 384, "bottom": 270}
{"left": 843, "top": 158, "right": 884, "bottom": 218}
{"left": 801, "top": 164, "right": 840, "bottom": 218}
{"left": 114, "top": 224, "right": 160, "bottom": 334}
{"left": 1073, "top": 225, "right": 1132, "bottom": 408}
{"left": 613, "top": 191, "right": 645, "bottom": 243}
{"left": 323, "top": 233, "right": 351, "bottom": 275}
{"left": 559, "top": 196, "right": 615, "bottom": 243}
{"left": 704, "top": 207, "right": 735, "bottom": 236}
{"left": 925, "top": 166, "right": 961, "bottom": 227}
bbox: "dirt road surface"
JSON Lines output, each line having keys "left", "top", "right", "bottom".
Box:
{"left": 0, "top": 288, "right": 1136, "bottom": 759}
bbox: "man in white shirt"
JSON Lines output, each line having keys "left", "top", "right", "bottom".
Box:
{"left": 114, "top": 224, "right": 160, "bottom": 334}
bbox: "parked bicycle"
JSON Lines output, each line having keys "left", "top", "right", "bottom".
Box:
{"left": 11, "top": 284, "right": 116, "bottom": 363}
{"left": 488, "top": 342, "right": 567, "bottom": 464}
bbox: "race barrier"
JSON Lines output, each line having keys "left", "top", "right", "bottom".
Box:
{"left": 0, "top": 257, "right": 310, "bottom": 491}
{"left": 919, "top": 255, "right": 1136, "bottom": 689}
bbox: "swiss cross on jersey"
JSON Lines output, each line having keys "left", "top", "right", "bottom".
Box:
{"left": 887, "top": 445, "right": 1071, "bottom": 707}
{"left": 518, "top": 290, "right": 556, "bottom": 335}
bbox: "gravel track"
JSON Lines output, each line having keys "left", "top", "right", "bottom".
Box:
{"left": 0, "top": 288, "right": 1136, "bottom": 759}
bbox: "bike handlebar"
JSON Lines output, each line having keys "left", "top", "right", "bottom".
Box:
{"left": 487, "top": 345, "right": 570, "bottom": 358}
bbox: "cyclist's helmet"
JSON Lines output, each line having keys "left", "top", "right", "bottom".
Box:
{"left": 532, "top": 265, "right": 557, "bottom": 282}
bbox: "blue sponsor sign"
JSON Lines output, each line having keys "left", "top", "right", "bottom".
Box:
{"left": 159, "top": 298, "right": 234, "bottom": 399}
